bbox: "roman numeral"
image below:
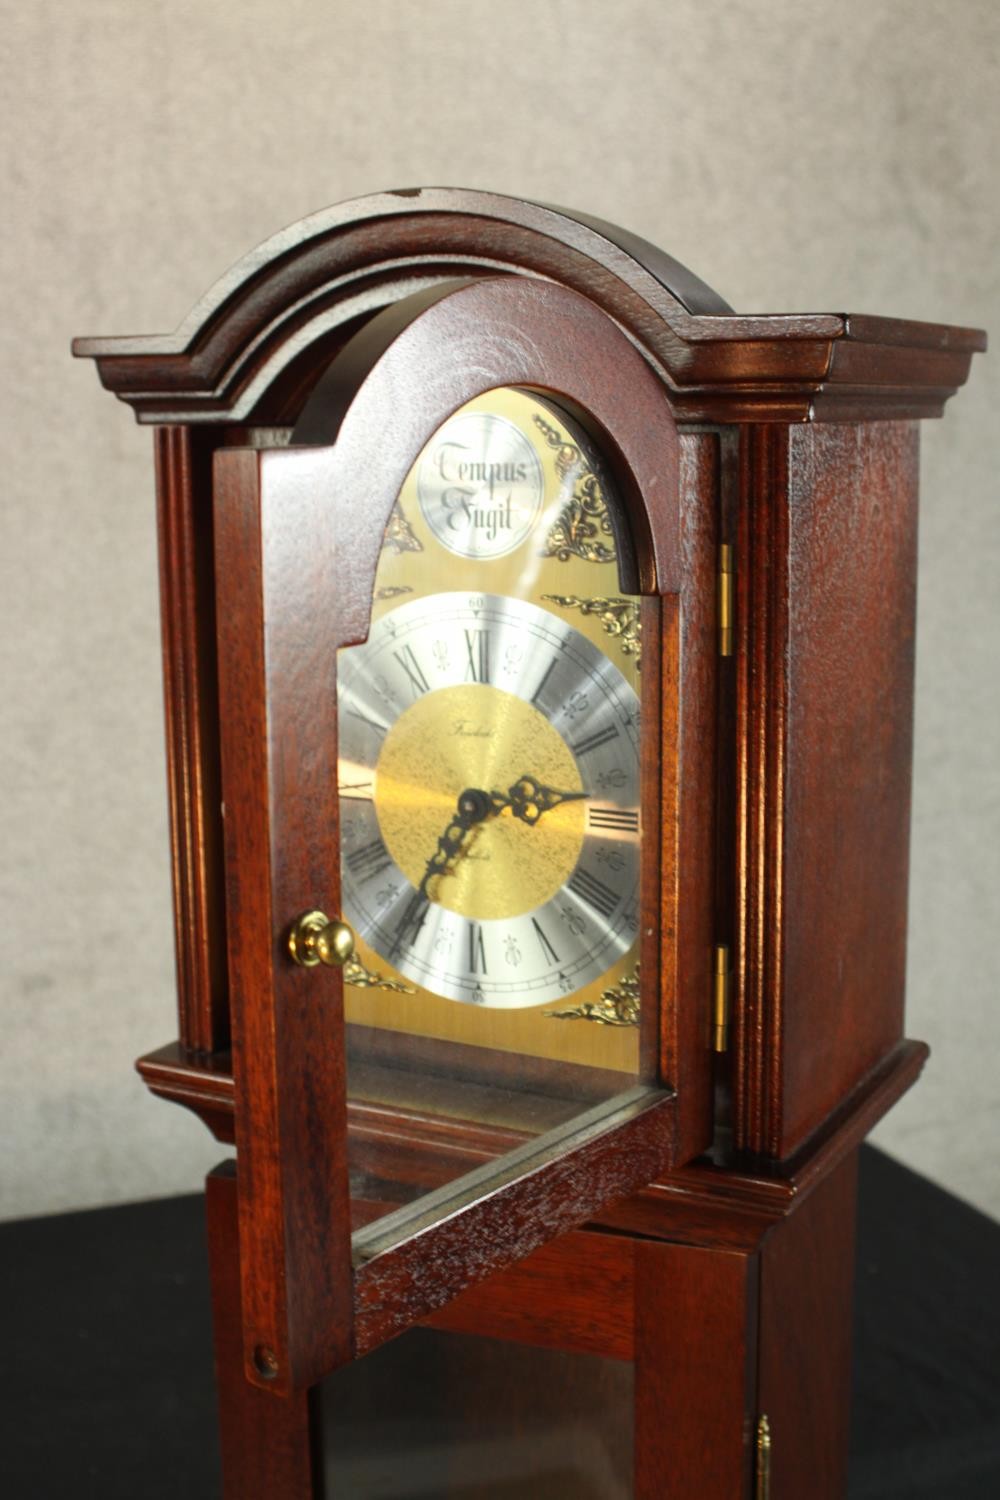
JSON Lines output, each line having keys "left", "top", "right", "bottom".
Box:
{"left": 338, "top": 779, "right": 374, "bottom": 800}
{"left": 393, "top": 645, "right": 430, "bottom": 698}
{"left": 531, "top": 917, "right": 560, "bottom": 966}
{"left": 347, "top": 708, "right": 388, "bottom": 740}
{"left": 390, "top": 893, "right": 429, "bottom": 956}
{"left": 567, "top": 867, "right": 619, "bottom": 920}
{"left": 464, "top": 629, "right": 490, "bottom": 684}
{"left": 345, "top": 838, "right": 392, "bottom": 882}
{"left": 468, "top": 923, "right": 487, "bottom": 974}
{"left": 587, "top": 806, "right": 640, "bottom": 834}
{"left": 570, "top": 722, "right": 620, "bottom": 757}
{"left": 531, "top": 657, "right": 559, "bottom": 707}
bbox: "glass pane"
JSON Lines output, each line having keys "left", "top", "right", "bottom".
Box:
{"left": 322, "top": 1328, "right": 634, "bottom": 1499}
{"left": 337, "top": 388, "right": 651, "bottom": 1223}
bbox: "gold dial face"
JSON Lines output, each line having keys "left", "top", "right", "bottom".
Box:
{"left": 375, "top": 680, "right": 586, "bottom": 922}
{"left": 337, "top": 387, "right": 646, "bottom": 1074}
{"left": 339, "top": 591, "right": 640, "bottom": 1007}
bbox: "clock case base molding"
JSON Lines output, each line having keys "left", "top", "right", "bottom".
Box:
{"left": 204, "top": 1116, "right": 875, "bottom": 1499}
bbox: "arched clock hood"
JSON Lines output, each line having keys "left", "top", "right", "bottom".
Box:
{"left": 73, "top": 186, "right": 983, "bottom": 426}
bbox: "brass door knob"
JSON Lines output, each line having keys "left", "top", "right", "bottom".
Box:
{"left": 287, "top": 910, "right": 355, "bottom": 969}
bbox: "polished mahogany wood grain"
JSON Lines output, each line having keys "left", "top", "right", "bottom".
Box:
{"left": 214, "top": 446, "right": 354, "bottom": 1394}
{"left": 206, "top": 1163, "right": 324, "bottom": 1500}
{"left": 757, "top": 1150, "right": 858, "bottom": 1499}
{"left": 424, "top": 1228, "right": 635, "bottom": 1361}
{"left": 733, "top": 422, "right": 922, "bottom": 1158}
{"left": 351, "top": 1087, "right": 675, "bottom": 1356}
{"left": 640, "top": 593, "right": 667, "bottom": 1086}
{"left": 155, "top": 425, "right": 229, "bottom": 1054}
{"left": 670, "top": 432, "right": 722, "bottom": 1161}
{"left": 136, "top": 1036, "right": 927, "bottom": 1249}
{"left": 779, "top": 423, "right": 919, "bottom": 1153}
{"left": 72, "top": 189, "right": 984, "bottom": 428}
{"left": 734, "top": 424, "right": 790, "bottom": 1157}
{"left": 635, "top": 1236, "right": 758, "bottom": 1497}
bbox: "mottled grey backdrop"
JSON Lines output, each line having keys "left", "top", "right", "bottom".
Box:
{"left": 1, "top": 0, "right": 996, "bottom": 1221}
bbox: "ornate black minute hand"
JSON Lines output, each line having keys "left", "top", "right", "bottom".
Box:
{"left": 417, "top": 786, "right": 508, "bottom": 898}
{"left": 505, "top": 775, "right": 589, "bottom": 826}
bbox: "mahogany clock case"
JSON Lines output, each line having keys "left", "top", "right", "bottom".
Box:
{"left": 208, "top": 273, "right": 692, "bottom": 1388}
{"left": 73, "top": 189, "right": 984, "bottom": 1495}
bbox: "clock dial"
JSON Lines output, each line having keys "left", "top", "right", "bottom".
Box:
{"left": 336, "top": 384, "right": 647, "bottom": 1079}
{"left": 339, "top": 592, "right": 640, "bottom": 1007}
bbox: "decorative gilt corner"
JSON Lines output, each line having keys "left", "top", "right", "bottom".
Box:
{"left": 384, "top": 501, "right": 423, "bottom": 554}
{"left": 542, "top": 594, "right": 641, "bottom": 668}
{"left": 546, "top": 966, "right": 640, "bottom": 1027}
{"left": 533, "top": 413, "right": 616, "bottom": 564}
{"left": 345, "top": 953, "right": 416, "bottom": 994}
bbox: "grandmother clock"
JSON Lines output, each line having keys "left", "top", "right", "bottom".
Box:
{"left": 75, "top": 191, "right": 983, "bottom": 1499}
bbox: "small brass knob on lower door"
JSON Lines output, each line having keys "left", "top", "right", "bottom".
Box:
{"left": 287, "top": 910, "right": 356, "bottom": 969}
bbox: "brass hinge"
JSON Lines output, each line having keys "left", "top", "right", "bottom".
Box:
{"left": 718, "top": 542, "right": 733, "bottom": 656}
{"left": 712, "top": 944, "right": 730, "bottom": 1052}
{"left": 755, "top": 1415, "right": 772, "bottom": 1498}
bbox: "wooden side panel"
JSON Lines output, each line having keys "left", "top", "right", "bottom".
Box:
{"left": 214, "top": 447, "right": 354, "bottom": 1393}
{"left": 671, "top": 431, "right": 721, "bottom": 1164}
{"left": 735, "top": 423, "right": 920, "bottom": 1159}
{"left": 757, "top": 1152, "right": 859, "bottom": 1498}
{"left": 780, "top": 424, "right": 919, "bottom": 1154}
{"left": 155, "top": 425, "right": 228, "bottom": 1053}
{"left": 424, "top": 1228, "right": 635, "bottom": 1360}
{"left": 206, "top": 1163, "right": 324, "bottom": 1500}
{"left": 734, "top": 425, "right": 790, "bottom": 1157}
{"left": 634, "top": 1237, "right": 758, "bottom": 1498}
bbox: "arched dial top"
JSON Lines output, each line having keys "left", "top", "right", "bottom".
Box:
{"left": 336, "top": 383, "right": 651, "bottom": 1074}
{"left": 284, "top": 275, "right": 683, "bottom": 656}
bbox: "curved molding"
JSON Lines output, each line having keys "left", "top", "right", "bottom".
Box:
{"left": 72, "top": 187, "right": 985, "bottom": 426}
{"left": 237, "top": 275, "right": 683, "bottom": 642}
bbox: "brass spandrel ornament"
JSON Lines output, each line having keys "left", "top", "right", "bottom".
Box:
{"left": 542, "top": 594, "right": 641, "bottom": 668}
{"left": 384, "top": 500, "right": 423, "bottom": 553}
{"left": 546, "top": 965, "right": 641, "bottom": 1027}
{"left": 533, "top": 412, "right": 617, "bottom": 565}
{"left": 343, "top": 952, "right": 416, "bottom": 994}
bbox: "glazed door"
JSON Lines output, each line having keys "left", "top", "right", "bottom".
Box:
{"left": 214, "top": 277, "right": 687, "bottom": 1394}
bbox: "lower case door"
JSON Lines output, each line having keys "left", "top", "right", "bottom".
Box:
{"left": 326, "top": 1227, "right": 636, "bottom": 1500}
{"left": 323, "top": 1326, "right": 635, "bottom": 1499}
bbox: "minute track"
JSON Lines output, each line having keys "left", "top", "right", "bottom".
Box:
{"left": 338, "top": 591, "right": 641, "bottom": 1007}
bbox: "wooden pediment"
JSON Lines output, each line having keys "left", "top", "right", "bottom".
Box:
{"left": 73, "top": 187, "right": 985, "bottom": 426}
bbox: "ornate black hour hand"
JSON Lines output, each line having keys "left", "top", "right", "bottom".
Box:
{"left": 417, "top": 786, "right": 506, "bottom": 898}
{"left": 505, "top": 774, "right": 589, "bottom": 826}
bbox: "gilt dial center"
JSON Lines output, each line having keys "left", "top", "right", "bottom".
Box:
{"left": 374, "top": 683, "right": 585, "bottom": 922}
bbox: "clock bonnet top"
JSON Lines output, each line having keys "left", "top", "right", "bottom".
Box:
{"left": 73, "top": 186, "right": 984, "bottom": 429}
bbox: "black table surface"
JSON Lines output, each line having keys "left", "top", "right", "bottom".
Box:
{"left": 2, "top": 1146, "right": 997, "bottom": 1499}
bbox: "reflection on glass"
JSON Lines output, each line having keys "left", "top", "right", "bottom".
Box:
{"left": 322, "top": 1328, "right": 634, "bottom": 1499}
{"left": 337, "top": 388, "right": 649, "bottom": 1223}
